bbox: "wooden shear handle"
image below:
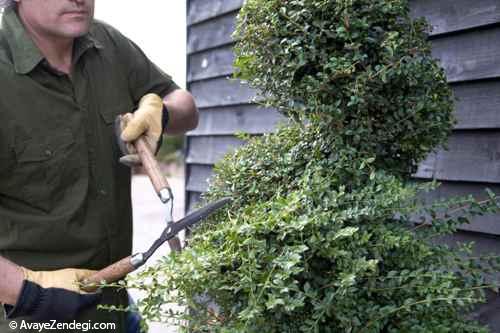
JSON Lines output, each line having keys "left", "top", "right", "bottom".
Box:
{"left": 81, "top": 256, "right": 136, "bottom": 292}
{"left": 134, "top": 136, "right": 182, "bottom": 251}
{"left": 134, "top": 137, "right": 171, "bottom": 200}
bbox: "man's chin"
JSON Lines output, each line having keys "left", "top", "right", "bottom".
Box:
{"left": 57, "top": 19, "right": 92, "bottom": 37}
{"left": 59, "top": 25, "right": 91, "bottom": 38}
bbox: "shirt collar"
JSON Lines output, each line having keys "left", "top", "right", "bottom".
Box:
{"left": 2, "top": 6, "right": 103, "bottom": 75}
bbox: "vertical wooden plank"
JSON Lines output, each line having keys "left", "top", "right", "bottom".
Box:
{"left": 431, "top": 27, "right": 500, "bottom": 82}
{"left": 188, "top": 46, "right": 235, "bottom": 82}
{"left": 188, "top": 0, "right": 243, "bottom": 25}
{"left": 188, "top": 13, "right": 236, "bottom": 54}
{"left": 410, "top": 0, "right": 500, "bottom": 35}
{"left": 188, "top": 105, "right": 285, "bottom": 136}
{"left": 186, "top": 136, "right": 246, "bottom": 165}
{"left": 187, "top": 191, "right": 203, "bottom": 213}
{"left": 452, "top": 81, "right": 500, "bottom": 129}
{"left": 190, "top": 77, "right": 258, "bottom": 108}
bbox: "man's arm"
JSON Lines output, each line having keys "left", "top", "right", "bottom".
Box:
{"left": 0, "top": 256, "right": 23, "bottom": 305}
{"left": 0, "top": 257, "right": 101, "bottom": 320}
{"left": 163, "top": 89, "right": 199, "bottom": 135}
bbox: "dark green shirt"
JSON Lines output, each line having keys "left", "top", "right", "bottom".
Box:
{"left": 0, "top": 6, "right": 179, "bottom": 332}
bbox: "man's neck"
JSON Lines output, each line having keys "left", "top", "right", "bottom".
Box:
{"left": 18, "top": 13, "right": 74, "bottom": 74}
{"left": 31, "top": 34, "right": 74, "bottom": 74}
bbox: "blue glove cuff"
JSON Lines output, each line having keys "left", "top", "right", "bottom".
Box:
{"left": 155, "top": 103, "right": 169, "bottom": 155}
{"left": 4, "top": 280, "right": 42, "bottom": 319}
{"left": 4, "top": 279, "right": 102, "bottom": 321}
{"left": 162, "top": 103, "right": 169, "bottom": 132}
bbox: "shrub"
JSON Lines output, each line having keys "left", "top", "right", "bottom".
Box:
{"left": 233, "top": 0, "right": 454, "bottom": 177}
{"left": 129, "top": 0, "right": 500, "bottom": 332}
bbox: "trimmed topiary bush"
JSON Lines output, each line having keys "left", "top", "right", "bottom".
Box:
{"left": 233, "top": 0, "right": 455, "bottom": 177}
{"left": 129, "top": 0, "right": 500, "bottom": 332}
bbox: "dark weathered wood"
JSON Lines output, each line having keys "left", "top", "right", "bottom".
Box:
{"left": 414, "top": 152, "right": 437, "bottom": 179}
{"left": 188, "top": 13, "right": 236, "bottom": 54}
{"left": 420, "top": 181, "right": 500, "bottom": 235}
{"left": 186, "top": 164, "right": 214, "bottom": 193}
{"left": 187, "top": 37, "right": 500, "bottom": 86}
{"left": 188, "top": 0, "right": 243, "bottom": 26}
{"left": 188, "top": 130, "right": 500, "bottom": 181}
{"left": 452, "top": 81, "right": 500, "bottom": 129}
{"left": 437, "top": 230, "right": 500, "bottom": 330}
{"left": 188, "top": 105, "right": 286, "bottom": 136}
{"left": 188, "top": 46, "right": 235, "bottom": 82}
{"left": 415, "top": 131, "right": 500, "bottom": 183}
{"left": 432, "top": 27, "right": 500, "bottom": 83}
{"left": 189, "top": 77, "right": 257, "bottom": 108}
{"left": 186, "top": 136, "right": 246, "bottom": 165}
{"left": 410, "top": 0, "right": 500, "bottom": 36}
{"left": 187, "top": 178, "right": 500, "bottom": 235}
{"left": 188, "top": 0, "right": 500, "bottom": 36}
{"left": 187, "top": 191, "right": 203, "bottom": 213}
{"left": 186, "top": 170, "right": 500, "bottom": 235}
{"left": 438, "top": 231, "right": 500, "bottom": 257}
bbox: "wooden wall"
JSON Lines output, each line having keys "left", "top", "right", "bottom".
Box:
{"left": 185, "top": 0, "right": 285, "bottom": 211}
{"left": 185, "top": 0, "right": 500, "bottom": 329}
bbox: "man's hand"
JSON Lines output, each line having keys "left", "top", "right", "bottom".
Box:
{"left": 120, "top": 93, "right": 164, "bottom": 166}
{"left": 4, "top": 267, "right": 101, "bottom": 321}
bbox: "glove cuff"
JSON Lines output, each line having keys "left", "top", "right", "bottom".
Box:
{"left": 155, "top": 103, "right": 169, "bottom": 155}
{"left": 4, "top": 280, "right": 42, "bottom": 319}
{"left": 161, "top": 103, "right": 169, "bottom": 134}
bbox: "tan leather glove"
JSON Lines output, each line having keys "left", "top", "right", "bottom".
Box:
{"left": 4, "top": 267, "right": 101, "bottom": 321}
{"left": 120, "top": 93, "right": 164, "bottom": 166}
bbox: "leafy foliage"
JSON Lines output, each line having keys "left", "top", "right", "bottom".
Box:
{"left": 129, "top": 0, "right": 500, "bottom": 332}
{"left": 233, "top": 0, "right": 454, "bottom": 177}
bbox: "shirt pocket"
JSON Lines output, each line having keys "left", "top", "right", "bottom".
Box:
{"left": 98, "top": 99, "right": 135, "bottom": 124}
{"left": 13, "top": 130, "right": 75, "bottom": 213}
{"left": 98, "top": 101, "right": 135, "bottom": 156}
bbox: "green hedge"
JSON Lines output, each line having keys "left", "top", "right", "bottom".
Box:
{"left": 130, "top": 1, "right": 500, "bottom": 332}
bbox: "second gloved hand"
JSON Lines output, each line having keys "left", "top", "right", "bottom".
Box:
{"left": 4, "top": 267, "right": 102, "bottom": 322}
{"left": 119, "top": 93, "right": 165, "bottom": 166}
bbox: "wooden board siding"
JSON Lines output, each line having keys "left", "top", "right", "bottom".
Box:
{"left": 410, "top": 0, "right": 500, "bottom": 36}
{"left": 187, "top": 0, "right": 243, "bottom": 25}
{"left": 414, "top": 131, "right": 500, "bottom": 183}
{"left": 186, "top": 164, "right": 214, "bottom": 193}
{"left": 421, "top": 182, "right": 500, "bottom": 235}
{"left": 453, "top": 80, "right": 500, "bottom": 129}
{"left": 189, "top": 77, "right": 257, "bottom": 108}
{"left": 186, "top": 135, "right": 245, "bottom": 165}
{"left": 188, "top": 12, "right": 236, "bottom": 54}
{"left": 432, "top": 27, "right": 500, "bottom": 83}
{"left": 188, "top": 45, "right": 235, "bottom": 82}
{"left": 185, "top": 0, "right": 500, "bottom": 238}
{"left": 189, "top": 105, "right": 286, "bottom": 136}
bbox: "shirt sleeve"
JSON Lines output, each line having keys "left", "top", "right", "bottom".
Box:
{"left": 96, "top": 21, "right": 180, "bottom": 105}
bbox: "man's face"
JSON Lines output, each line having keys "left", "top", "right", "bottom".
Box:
{"left": 16, "top": 0, "right": 95, "bottom": 39}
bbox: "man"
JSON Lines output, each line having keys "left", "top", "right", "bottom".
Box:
{"left": 0, "top": 0, "right": 198, "bottom": 332}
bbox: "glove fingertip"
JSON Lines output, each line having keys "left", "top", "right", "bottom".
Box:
{"left": 119, "top": 155, "right": 142, "bottom": 167}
